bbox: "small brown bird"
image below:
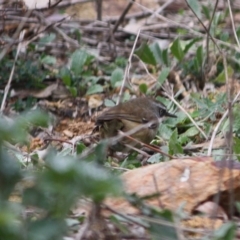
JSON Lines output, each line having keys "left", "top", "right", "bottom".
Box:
{"left": 95, "top": 97, "right": 176, "bottom": 152}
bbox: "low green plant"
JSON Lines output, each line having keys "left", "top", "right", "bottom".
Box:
{"left": 0, "top": 110, "right": 123, "bottom": 240}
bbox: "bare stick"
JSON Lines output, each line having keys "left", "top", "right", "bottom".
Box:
{"left": 149, "top": 0, "right": 175, "bottom": 19}
{"left": 0, "top": 30, "right": 26, "bottom": 113}
{"left": 107, "top": 0, "right": 135, "bottom": 41}
{"left": 227, "top": 0, "right": 240, "bottom": 48}
{"left": 95, "top": 0, "right": 102, "bottom": 20}
{"left": 0, "top": 10, "right": 31, "bottom": 62}
{"left": 117, "top": 28, "right": 141, "bottom": 104}
{"left": 205, "top": 0, "right": 219, "bottom": 65}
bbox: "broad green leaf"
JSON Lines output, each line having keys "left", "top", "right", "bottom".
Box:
{"left": 213, "top": 66, "right": 234, "bottom": 84}
{"left": 104, "top": 99, "right": 116, "bottom": 107}
{"left": 162, "top": 48, "right": 169, "bottom": 66}
{"left": 158, "top": 124, "right": 173, "bottom": 140}
{"left": 86, "top": 84, "right": 103, "bottom": 95}
{"left": 158, "top": 68, "right": 170, "bottom": 86}
{"left": 186, "top": 0, "right": 201, "bottom": 18}
{"left": 150, "top": 42, "right": 163, "bottom": 65}
{"left": 135, "top": 43, "right": 157, "bottom": 66}
{"left": 147, "top": 153, "right": 162, "bottom": 163}
{"left": 70, "top": 50, "right": 89, "bottom": 76}
{"left": 149, "top": 209, "right": 178, "bottom": 240}
{"left": 213, "top": 222, "right": 236, "bottom": 240}
{"left": 0, "top": 110, "right": 48, "bottom": 144}
{"left": 181, "top": 127, "right": 199, "bottom": 138}
{"left": 184, "top": 37, "right": 201, "bottom": 54}
{"left": 178, "top": 135, "right": 190, "bottom": 145}
{"left": 111, "top": 68, "right": 123, "bottom": 87}
{"left": 139, "top": 83, "right": 148, "bottom": 94}
{"left": 59, "top": 67, "right": 71, "bottom": 86}
{"left": 168, "top": 129, "right": 183, "bottom": 155}
{"left": 36, "top": 155, "right": 123, "bottom": 204}
{"left": 76, "top": 143, "right": 86, "bottom": 155}
{"left": 202, "top": 5, "right": 210, "bottom": 19}
{"left": 41, "top": 56, "right": 56, "bottom": 65}
{"left": 170, "top": 38, "right": 184, "bottom": 61}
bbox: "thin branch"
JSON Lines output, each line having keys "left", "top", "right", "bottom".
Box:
{"left": 227, "top": 0, "right": 240, "bottom": 48}
{"left": 107, "top": 0, "right": 135, "bottom": 41}
{"left": 184, "top": 0, "right": 221, "bottom": 53}
{"left": 149, "top": 0, "right": 175, "bottom": 19}
{"left": 117, "top": 28, "right": 141, "bottom": 104}
{"left": 0, "top": 10, "right": 32, "bottom": 62}
{"left": 119, "top": 131, "right": 175, "bottom": 159}
{"left": 205, "top": 0, "right": 219, "bottom": 64}
{"left": 0, "top": 30, "right": 26, "bottom": 113}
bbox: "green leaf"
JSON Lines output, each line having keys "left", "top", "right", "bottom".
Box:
{"left": 147, "top": 153, "right": 162, "bottom": 163}
{"left": 158, "top": 68, "right": 170, "bottom": 86}
{"left": 178, "top": 135, "right": 190, "bottom": 145}
{"left": 213, "top": 66, "right": 234, "bottom": 84}
{"left": 170, "top": 38, "right": 184, "bottom": 61}
{"left": 41, "top": 56, "right": 56, "bottom": 65}
{"left": 110, "top": 68, "right": 123, "bottom": 87}
{"left": 86, "top": 84, "right": 103, "bottom": 95}
{"left": 68, "top": 87, "right": 77, "bottom": 97}
{"left": 195, "top": 45, "right": 203, "bottom": 69}
{"left": 233, "top": 137, "right": 240, "bottom": 161}
{"left": 149, "top": 209, "right": 178, "bottom": 240}
{"left": 76, "top": 143, "right": 86, "bottom": 155}
{"left": 213, "top": 222, "right": 236, "bottom": 240}
{"left": 158, "top": 124, "right": 173, "bottom": 140}
{"left": 162, "top": 48, "right": 169, "bottom": 66}
{"left": 202, "top": 5, "right": 210, "bottom": 19}
{"left": 59, "top": 67, "right": 71, "bottom": 86}
{"left": 150, "top": 42, "right": 163, "bottom": 65}
{"left": 70, "top": 50, "right": 89, "bottom": 76}
{"left": 139, "top": 83, "right": 148, "bottom": 94}
{"left": 181, "top": 127, "right": 199, "bottom": 138}
{"left": 27, "top": 218, "right": 67, "bottom": 240}
{"left": 186, "top": 0, "right": 201, "bottom": 18}
{"left": 60, "top": 158, "right": 122, "bottom": 202}
{"left": 183, "top": 37, "right": 201, "bottom": 54}
{"left": 168, "top": 129, "right": 183, "bottom": 155}
{"left": 39, "top": 33, "right": 56, "bottom": 44}
{"left": 104, "top": 99, "right": 116, "bottom": 107}
{"left": 135, "top": 43, "right": 157, "bottom": 66}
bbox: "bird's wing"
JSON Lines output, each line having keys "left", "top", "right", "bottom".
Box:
{"left": 96, "top": 112, "right": 143, "bottom": 123}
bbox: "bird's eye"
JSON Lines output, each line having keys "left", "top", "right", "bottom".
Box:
{"left": 142, "top": 118, "right": 148, "bottom": 123}
{"left": 159, "top": 108, "right": 166, "bottom": 116}
{"left": 149, "top": 123, "right": 158, "bottom": 129}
